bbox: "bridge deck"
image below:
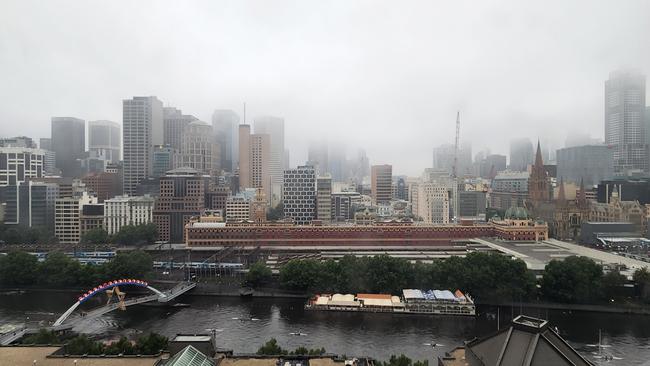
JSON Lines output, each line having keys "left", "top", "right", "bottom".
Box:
{"left": 0, "top": 282, "right": 197, "bottom": 345}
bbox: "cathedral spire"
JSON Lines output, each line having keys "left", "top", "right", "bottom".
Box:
{"left": 534, "top": 140, "right": 544, "bottom": 168}
{"left": 577, "top": 178, "right": 587, "bottom": 207}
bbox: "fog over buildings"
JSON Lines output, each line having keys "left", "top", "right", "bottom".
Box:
{"left": 1, "top": 0, "right": 650, "bottom": 175}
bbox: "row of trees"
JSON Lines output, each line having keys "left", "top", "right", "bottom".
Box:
{"left": 81, "top": 223, "right": 158, "bottom": 246}
{"left": 22, "top": 330, "right": 168, "bottom": 355}
{"left": 278, "top": 253, "right": 634, "bottom": 304}
{"left": 0, "top": 224, "right": 58, "bottom": 245}
{"left": 256, "top": 338, "right": 326, "bottom": 356}
{"left": 0, "top": 250, "right": 153, "bottom": 287}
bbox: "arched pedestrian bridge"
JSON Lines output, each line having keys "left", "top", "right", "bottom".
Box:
{"left": 0, "top": 279, "right": 195, "bottom": 345}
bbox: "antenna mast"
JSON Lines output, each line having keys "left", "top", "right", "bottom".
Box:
{"left": 453, "top": 111, "right": 460, "bottom": 178}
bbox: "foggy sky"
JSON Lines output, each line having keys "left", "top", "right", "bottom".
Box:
{"left": 1, "top": 0, "right": 649, "bottom": 176}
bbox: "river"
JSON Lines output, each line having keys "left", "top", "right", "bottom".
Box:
{"left": 1, "top": 290, "right": 650, "bottom": 365}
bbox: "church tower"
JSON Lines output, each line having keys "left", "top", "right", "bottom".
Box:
{"left": 528, "top": 141, "right": 550, "bottom": 203}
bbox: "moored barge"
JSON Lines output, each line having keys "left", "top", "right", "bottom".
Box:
{"left": 305, "top": 289, "right": 475, "bottom": 316}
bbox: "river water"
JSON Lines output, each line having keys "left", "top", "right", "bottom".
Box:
{"left": 1, "top": 290, "right": 650, "bottom": 365}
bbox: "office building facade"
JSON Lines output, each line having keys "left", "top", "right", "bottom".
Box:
{"left": 509, "top": 138, "right": 534, "bottom": 171}
{"left": 122, "top": 96, "right": 163, "bottom": 196}
{"left": 163, "top": 107, "right": 197, "bottom": 151}
{"left": 371, "top": 164, "right": 393, "bottom": 205}
{"left": 316, "top": 175, "right": 332, "bottom": 223}
{"left": 0, "top": 147, "right": 44, "bottom": 186}
{"left": 283, "top": 165, "right": 316, "bottom": 225}
{"left": 212, "top": 109, "right": 240, "bottom": 172}
{"left": 238, "top": 125, "right": 271, "bottom": 199}
{"left": 51, "top": 117, "right": 85, "bottom": 177}
{"left": 104, "top": 195, "right": 155, "bottom": 235}
{"left": 180, "top": 121, "right": 219, "bottom": 175}
{"left": 556, "top": 145, "right": 613, "bottom": 187}
{"left": 88, "top": 120, "right": 121, "bottom": 164}
{"left": 605, "top": 69, "right": 647, "bottom": 175}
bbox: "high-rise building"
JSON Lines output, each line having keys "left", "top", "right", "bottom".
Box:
{"left": 316, "top": 175, "right": 332, "bottom": 223}
{"left": 0, "top": 136, "right": 37, "bottom": 148}
{"left": 153, "top": 168, "right": 206, "bottom": 243}
{"left": 458, "top": 190, "right": 486, "bottom": 220}
{"left": 51, "top": 117, "right": 85, "bottom": 177}
{"left": 331, "top": 191, "right": 361, "bottom": 221}
{"left": 605, "top": 69, "right": 647, "bottom": 175}
{"left": 55, "top": 191, "right": 97, "bottom": 245}
{"left": 104, "top": 195, "right": 155, "bottom": 235}
{"left": 180, "top": 121, "right": 219, "bottom": 175}
{"left": 88, "top": 120, "right": 121, "bottom": 164}
{"left": 152, "top": 145, "right": 175, "bottom": 178}
{"left": 238, "top": 125, "right": 271, "bottom": 199}
{"left": 122, "top": 96, "right": 163, "bottom": 196}
{"left": 283, "top": 165, "right": 316, "bottom": 225}
{"left": 329, "top": 143, "right": 346, "bottom": 182}
{"left": 477, "top": 154, "right": 507, "bottom": 179}
{"left": 556, "top": 145, "right": 614, "bottom": 187}
{"left": 163, "top": 107, "right": 197, "bottom": 151}
{"left": 432, "top": 143, "right": 472, "bottom": 176}
{"left": 0, "top": 181, "right": 58, "bottom": 231}
{"left": 307, "top": 142, "right": 329, "bottom": 174}
{"left": 254, "top": 116, "right": 285, "bottom": 202}
{"left": 0, "top": 147, "right": 44, "bottom": 186}
{"left": 39, "top": 138, "right": 57, "bottom": 175}
{"left": 509, "top": 138, "right": 534, "bottom": 171}
{"left": 212, "top": 109, "right": 240, "bottom": 172}
{"left": 371, "top": 164, "right": 392, "bottom": 205}
{"left": 415, "top": 182, "right": 450, "bottom": 224}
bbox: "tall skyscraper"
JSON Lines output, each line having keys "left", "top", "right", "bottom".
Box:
{"left": 180, "top": 121, "right": 219, "bottom": 175}
{"left": 212, "top": 109, "right": 240, "bottom": 172}
{"left": 283, "top": 165, "right": 316, "bottom": 225}
{"left": 254, "top": 116, "right": 285, "bottom": 202}
{"left": 152, "top": 145, "right": 174, "bottom": 178}
{"left": 556, "top": 145, "right": 614, "bottom": 187}
{"left": 163, "top": 107, "right": 197, "bottom": 151}
{"left": 122, "top": 96, "right": 163, "bottom": 196}
{"left": 605, "top": 69, "right": 647, "bottom": 175}
{"left": 238, "top": 125, "right": 270, "bottom": 199}
{"left": 88, "top": 120, "right": 121, "bottom": 164}
{"left": 316, "top": 174, "right": 332, "bottom": 223}
{"left": 415, "top": 182, "right": 450, "bottom": 224}
{"left": 308, "top": 142, "right": 329, "bottom": 174}
{"left": 509, "top": 138, "right": 534, "bottom": 171}
{"left": 51, "top": 117, "right": 85, "bottom": 177}
{"left": 432, "top": 143, "right": 472, "bottom": 176}
{"left": 371, "top": 164, "right": 392, "bottom": 205}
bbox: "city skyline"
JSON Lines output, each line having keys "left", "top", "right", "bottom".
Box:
{"left": 2, "top": 1, "right": 650, "bottom": 175}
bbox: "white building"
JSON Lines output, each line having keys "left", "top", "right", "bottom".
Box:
{"left": 180, "top": 121, "right": 219, "bottom": 174}
{"left": 55, "top": 191, "right": 97, "bottom": 245}
{"left": 0, "top": 147, "right": 45, "bottom": 186}
{"left": 283, "top": 165, "right": 316, "bottom": 225}
{"left": 415, "top": 182, "right": 450, "bottom": 224}
{"left": 104, "top": 195, "right": 155, "bottom": 235}
{"left": 226, "top": 195, "right": 251, "bottom": 222}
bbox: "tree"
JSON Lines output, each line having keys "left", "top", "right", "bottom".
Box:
{"left": 366, "top": 255, "right": 414, "bottom": 294}
{"left": 105, "top": 336, "right": 135, "bottom": 355}
{"left": 135, "top": 333, "right": 168, "bottom": 354}
{"left": 65, "top": 335, "right": 105, "bottom": 355}
{"left": 104, "top": 250, "right": 153, "bottom": 279}
{"left": 21, "top": 329, "right": 61, "bottom": 344}
{"left": 245, "top": 261, "right": 272, "bottom": 287}
{"left": 39, "top": 251, "right": 83, "bottom": 287}
{"left": 541, "top": 256, "right": 603, "bottom": 303}
{"left": 602, "top": 270, "right": 627, "bottom": 301}
{"left": 634, "top": 267, "right": 650, "bottom": 302}
{"left": 256, "top": 338, "right": 287, "bottom": 355}
{"left": 279, "top": 259, "right": 322, "bottom": 292}
{"left": 266, "top": 203, "right": 284, "bottom": 221}
{"left": 381, "top": 354, "right": 429, "bottom": 366}
{"left": 81, "top": 228, "right": 109, "bottom": 245}
{"left": 111, "top": 224, "right": 158, "bottom": 246}
{"left": 0, "top": 251, "right": 39, "bottom": 286}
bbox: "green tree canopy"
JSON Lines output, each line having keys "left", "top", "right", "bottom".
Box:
{"left": 81, "top": 228, "right": 109, "bottom": 245}
{"left": 381, "top": 354, "right": 429, "bottom": 366}
{"left": 256, "top": 338, "right": 287, "bottom": 355}
{"left": 38, "top": 251, "right": 82, "bottom": 287}
{"left": 0, "top": 251, "right": 39, "bottom": 286}
{"left": 541, "top": 256, "right": 603, "bottom": 303}
{"left": 104, "top": 250, "right": 153, "bottom": 279}
{"left": 245, "top": 261, "right": 273, "bottom": 287}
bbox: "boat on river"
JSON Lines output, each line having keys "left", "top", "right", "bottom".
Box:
{"left": 305, "top": 289, "right": 475, "bottom": 316}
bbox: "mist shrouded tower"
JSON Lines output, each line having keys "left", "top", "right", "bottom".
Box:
{"left": 605, "top": 69, "right": 647, "bottom": 176}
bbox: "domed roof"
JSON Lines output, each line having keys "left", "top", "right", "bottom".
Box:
{"left": 505, "top": 206, "right": 530, "bottom": 220}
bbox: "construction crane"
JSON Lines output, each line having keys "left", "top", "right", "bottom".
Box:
{"left": 452, "top": 111, "right": 460, "bottom": 178}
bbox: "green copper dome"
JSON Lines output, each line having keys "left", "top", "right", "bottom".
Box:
{"left": 505, "top": 206, "right": 530, "bottom": 220}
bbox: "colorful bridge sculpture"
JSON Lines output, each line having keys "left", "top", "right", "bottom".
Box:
{"left": 52, "top": 279, "right": 193, "bottom": 327}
